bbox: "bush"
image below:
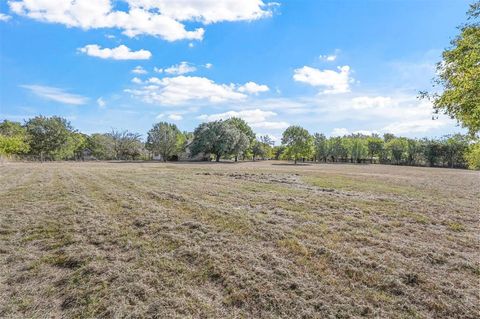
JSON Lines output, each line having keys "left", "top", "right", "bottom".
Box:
{"left": 0, "top": 135, "right": 30, "bottom": 155}
{"left": 465, "top": 142, "right": 480, "bottom": 170}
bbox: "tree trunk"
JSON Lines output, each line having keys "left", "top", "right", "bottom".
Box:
{"left": 216, "top": 154, "right": 220, "bottom": 162}
{"left": 235, "top": 155, "right": 238, "bottom": 162}
{"left": 294, "top": 158, "right": 297, "bottom": 165}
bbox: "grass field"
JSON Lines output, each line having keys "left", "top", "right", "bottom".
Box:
{"left": 0, "top": 161, "right": 479, "bottom": 318}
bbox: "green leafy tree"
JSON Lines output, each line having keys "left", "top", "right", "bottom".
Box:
{"left": 420, "top": 2, "right": 480, "bottom": 135}
{"left": 423, "top": 139, "right": 443, "bottom": 167}
{"left": 25, "top": 116, "right": 74, "bottom": 161}
{"left": 87, "top": 134, "right": 115, "bottom": 160}
{"left": 405, "top": 139, "right": 421, "bottom": 166}
{"left": 0, "top": 120, "right": 30, "bottom": 156}
{"left": 383, "top": 133, "right": 395, "bottom": 143}
{"left": 387, "top": 138, "right": 407, "bottom": 164}
{"left": 226, "top": 118, "right": 254, "bottom": 161}
{"left": 251, "top": 140, "right": 266, "bottom": 161}
{"left": 349, "top": 136, "right": 367, "bottom": 163}
{"left": 55, "top": 132, "right": 87, "bottom": 160}
{"left": 464, "top": 140, "right": 480, "bottom": 169}
{"left": 0, "top": 120, "right": 26, "bottom": 137}
{"left": 442, "top": 134, "right": 469, "bottom": 168}
{"left": 231, "top": 132, "right": 250, "bottom": 162}
{"left": 146, "top": 122, "right": 182, "bottom": 162}
{"left": 367, "top": 137, "right": 384, "bottom": 163}
{"left": 190, "top": 120, "right": 245, "bottom": 162}
{"left": 0, "top": 135, "right": 30, "bottom": 156}
{"left": 329, "top": 137, "right": 347, "bottom": 162}
{"left": 225, "top": 117, "right": 255, "bottom": 142}
{"left": 108, "top": 129, "right": 144, "bottom": 160}
{"left": 314, "top": 133, "right": 330, "bottom": 162}
{"left": 281, "top": 126, "right": 313, "bottom": 164}
{"left": 272, "top": 145, "right": 286, "bottom": 160}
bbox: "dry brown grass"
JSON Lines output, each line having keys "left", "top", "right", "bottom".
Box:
{"left": 0, "top": 161, "right": 479, "bottom": 318}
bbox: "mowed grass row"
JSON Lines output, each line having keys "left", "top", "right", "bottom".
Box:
{"left": 0, "top": 161, "right": 479, "bottom": 318}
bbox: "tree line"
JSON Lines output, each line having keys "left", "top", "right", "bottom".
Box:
{"left": 0, "top": 116, "right": 479, "bottom": 170}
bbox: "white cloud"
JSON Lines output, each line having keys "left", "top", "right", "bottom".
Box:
{"left": 354, "top": 130, "right": 378, "bottom": 136}
{"left": 21, "top": 84, "right": 88, "bottom": 105}
{"left": 238, "top": 81, "right": 269, "bottom": 94}
{"left": 197, "top": 109, "right": 288, "bottom": 130}
{"left": 256, "top": 133, "right": 279, "bottom": 142}
{"left": 319, "top": 50, "right": 340, "bottom": 62}
{"left": 168, "top": 114, "right": 183, "bottom": 121}
{"left": 97, "top": 97, "right": 106, "bottom": 108}
{"left": 293, "top": 65, "right": 352, "bottom": 94}
{"left": 205, "top": 63, "right": 213, "bottom": 69}
{"left": 188, "top": 42, "right": 195, "bottom": 48}
{"left": 164, "top": 61, "right": 197, "bottom": 75}
{"left": 153, "top": 67, "right": 163, "bottom": 73}
{"left": 79, "top": 44, "right": 152, "bottom": 60}
{"left": 0, "top": 13, "right": 12, "bottom": 21}
{"left": 131, "top": 77, "right": 143, "bottom": 84}
{"left": 383, "top": 119, "right": 447, "bottom": 134}
{"left": 198, "top": 109, "right": 276, "bottom": 123}
{"left": 351, "top": 96, "right": 394, "bottom": 109}
{"left": 126, "top": 76, "right": 247, "bottom": 105}
{"left": 250, "top": 121, "right": 289, "bottom": 129}
{"left": 9, "top": 0, "right": 274, "bottom": 41}
{"left": 331, "top": 128, "right": 349, "bottom": 137}
{"left": 319, "top": 54, "right": 336, "bottom": 62}
{"left": 132, "top": 66, "right": 148, "bottom": 74}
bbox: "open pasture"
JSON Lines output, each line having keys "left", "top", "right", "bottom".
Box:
{"left": 0, "top": 161, "right": 479, "bottom": 318}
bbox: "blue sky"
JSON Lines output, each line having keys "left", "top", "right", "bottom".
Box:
{"left": 0, "top": 0, "right": 472, "bottom": 142}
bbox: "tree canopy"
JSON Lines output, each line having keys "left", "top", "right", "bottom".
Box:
{"left": 146, "top": 122, "right": 183, "bottom": 162}
{"left": 421, "top": 1, "right": 480, "bottom": 135}
{"left": 281, "top": 125, "right": 313, "bottom": 164}
{"left": 189, "top": 120, "right": 248, "bottom": 162}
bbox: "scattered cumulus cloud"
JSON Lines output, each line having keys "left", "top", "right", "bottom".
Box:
{"left": 153, "top": 67, "right": 163, "bottom": 73}
{"left": 250, "top": 121, "right": 289, "bottom": 129}
{"left": 21, "top": 85, "right": 88, "bottom": 105}
{"left": 8, "top": 0, "right": 275, "bottom": 41}
{"left": 126, "top": 76, "right": 268, "bottom": 105}
{"left": 79, "top": 44, "right": 152, "bottom": 60}
{"left": 319, "top": 54, "right": 336, "bottom": 62}
{"left": 351, "top": 96, "right": 394, "bottom": 109}
{"left": 198, "top": 109, "right": 288, "bottom": 130}
{"left": 132, "top": 66, "right": 148, "bottom": 74}
{"left": 164, "top": 61, "right": 197, "bottom": 75}
{"left": 319, "top": 49, "right": 340, "bottom": 62}
{"left": 0, "top": 13, "right": 12, "bottom": 21}
{"left": 293, "top": 65, "right": 352, "bottom": 94}
{"left": 205, "top": 63, "right": 213, "bottom": 69}
{"left": 131, "top": 77, "right": 143, "bottom": 84}
{"left": 198, "top": 109, "right": 276, "bottom": 123}
{"left": 382, "top": 119, "right": 447, "bottom": 134}
{"left": 168, "top": 114, "right": 183, "bottom": 121}
{"left": 238, "top": 81, "right": 269, "bottom": 94}
{"left": 97, "top": 97, "right": 106, "bottom": 108}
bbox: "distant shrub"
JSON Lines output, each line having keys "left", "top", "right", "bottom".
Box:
{"left": 464, "top": 142, "right": 480, "bottom": 170}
